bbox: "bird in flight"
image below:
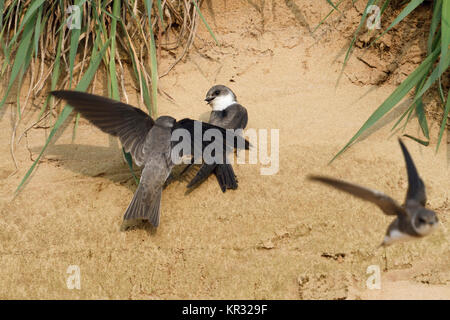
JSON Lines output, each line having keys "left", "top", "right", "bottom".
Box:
{"left": 308, "top": 139, "right": 439, "bottom": 246}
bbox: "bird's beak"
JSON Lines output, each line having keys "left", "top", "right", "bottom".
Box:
{"left": 205, "top": 96, "right": 214, "bottom": 104}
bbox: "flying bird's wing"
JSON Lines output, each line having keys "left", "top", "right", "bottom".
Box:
{"left": 398, "top": 139, "right": 426, "bottom": 206}
{"left": 51, "top": 90, "right": 154, "bottom": 166}
{"left": 308, "top": 175, "right": 406, "bottom": 216}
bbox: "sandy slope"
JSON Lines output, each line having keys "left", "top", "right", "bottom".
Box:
{"left": 0, "top": 0, "right": 448, "bottom": 299}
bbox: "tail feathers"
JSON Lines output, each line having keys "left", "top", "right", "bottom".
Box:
{"left": 187, "top": 164, "right": 217, "bottom": 188}
{"left": 187, "top": 163, "right": 238, "bottom": 192}
{"left": 215, "top": 164, "right": 237, "bottom": 192}
{"left": 123, "top": 184, "right": 162, "bottom": 227}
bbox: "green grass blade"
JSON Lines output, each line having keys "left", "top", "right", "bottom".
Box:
{"left": 391, "top": 103, "right": 415, "bottom": 132}
{"left": 192, "top": 0, "right": 219, "bottom": 45}
{"left": 156, "top": 0, "right": 165, "bottom": 29}
{"left": 313, "top": 0, "right": 345, "bottom": 33}
{"left": 144, "top": 0, "right": 159, "bottom": 116}
{"left": 0, "top": 0, "right": 4, "bottom": 32}
{"left": 118, "top": 18, "right": 152, "bottom": 113}
{"left": 16, "top": 34, "right": 35, "bottom": 120}
{"left": 342, "top": 0, "right": 375, "bottom": 67}
{"left": 109, "top": 0, "right": 136, "bottom": 183}
{"left": 5, "top": 0, "right": 45, "bottom": 56}
{"left": 410, "top": 50, "right": 450, "bottom": 106}
{"left": 109, "top": 0, "right": 120, "bottom": 100}
{"left": 414, "top": 99, "right": 429, "bottom": 139}
{"left": 325, "top": 0, "right": 341, "bottom": 13}
{"left": 42, "top": 9, "right": 64, "bottom": 120}
{"left": 69, "top": 1, "right": 83, "bottom": 87}
{"left": 331, "top": 46, "right": 441, "bottom": 162}
{"left": 427, "top": 0, "right": 442, "bottom": 54}
{"left": 16, "top": 39, "right": 111, "bottom": 193}
{"left": 402, "top": 134, "right": 429, "bottom": 146}
{"left": 369, "top": 0, "right": 424, "bottom": 46}
{"left": 0, "top": 12, "right": 37, "bottom": 109}
{"left": 436, "top": 90, "right": 450, "bottom": 152}
{"left": 410, "top": 75, "right": 429, "bottom": 139}
{"left": 378, "top": 0, "right": 391, "bottom": 17}
{"left": 33, "top": 5, "right": 43, "bottom": 59}
{"left": 439, "top": 0, "right": 450, "bottom": 77}
{"left": 123, "top": 147, "right": 139, "bottom": 184}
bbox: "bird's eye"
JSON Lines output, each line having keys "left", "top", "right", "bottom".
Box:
{"left": 418, "top": 218, "right": 426, "bottom": 224}
{"left": 214, "top": 90, "right": 220, "bottom": 95}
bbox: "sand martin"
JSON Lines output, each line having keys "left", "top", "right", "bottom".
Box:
{"left": 186, "top": 85, "right": 248, "bottom": 192}
{"left": 308, "top": 139, "right": 438, "bottom": 246}
{"left": 51, "top": 90, "right": 249, "bottom": 228}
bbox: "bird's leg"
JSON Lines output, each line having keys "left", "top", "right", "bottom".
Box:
{"left": 383, "top": 247, "right": 388, "bottom": 272}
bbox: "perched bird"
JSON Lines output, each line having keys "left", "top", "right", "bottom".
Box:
{"left": 185, "top": 85, "right": 248, "bottom": 192}
{"left": 51, "top": 90, "right": 249, "bottom": 228}
{"left": 308, "top": 139, "right": 439, "bottom": 246}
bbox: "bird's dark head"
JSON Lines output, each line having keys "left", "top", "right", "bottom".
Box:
{"left": 413, "top": 207, "right": 439, "bottom": 236}
{"left": 205, "top": 85, "right": 237, "bottom": 111}
{"left": 155, "top": 116, "right": 176, "bottom": 128}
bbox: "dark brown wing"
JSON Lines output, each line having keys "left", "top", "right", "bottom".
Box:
{"left": 308, "top": 175, "right": 406, "bottom": 216}
{"left": 51, "top": 90, "right": 154, "bottom": 166}
{"left": 172, "top": 118, "right": 250, "bottom": 157}
{"left": 398, "top": 139, "right": 426, "bottom": 206}
{"left": 209, "top": 104, "right": 248, "bottom": 129}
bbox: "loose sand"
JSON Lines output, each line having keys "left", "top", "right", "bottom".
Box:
{"left": 0, "top": 0, "right": 448, "bottom": 299}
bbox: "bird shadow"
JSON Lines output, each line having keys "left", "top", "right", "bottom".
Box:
{"left": 30, "top": 143, "right": 141, "bottom": 192}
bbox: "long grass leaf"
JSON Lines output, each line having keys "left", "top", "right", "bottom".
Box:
{"left": 109, "top": 0, "right": 120, "bottom": 100}
{"left": 436, "top": 91, "right": 450, "bottom": 152}
{"left": 325, "top": 0, "right": 341, "bottom": 13}
{"left": 144, "top": 0, "right": 159, "bottom": 116}
{"left": 0, "top": 0, "right": 4, "bottom": 32}
{"left": 109, "top": 0, "right": 136, "bottom": 183}
{"left": 5, "top": 0, "right": 45, "bottom": 55}
{"left": 342, "top": 0, "right": 375, "bottom": 67}
{"left": 427, "top": 0, "right": 442, "bottom": 54}
{"left": 439, "top": 0, "right": 450, "bottom": 77}
{"left": 193, "top": 0, "right": 219, "bottom": 45}
{"left": 331, "top": 46, "right": 441, "bottom": 162}
{"left": 0, "top": 12, "right": 37, "bottom": 109}
{"left": 410, "top": 50, "right": 450, "bottom": 106}
{"left": 370, "top": 0, "right": 424, "bottom": 46}
{"left": 33, "top": 5, "right": 43, "bottom": 59}
{"left": 402, "top": 134, "right": 430, "bottom": 146}
{"left": 69, "top": 1, "right": 83, "bottom": 87}
{"left": 313, "top": 0, "right": 345, "bottom": 33}
{"left": 156, "top": 0, "right": 165, "bottom": 28}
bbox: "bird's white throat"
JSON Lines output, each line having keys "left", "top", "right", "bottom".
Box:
{"left": 210, "top": 93, "right": 236, "bottom": 111}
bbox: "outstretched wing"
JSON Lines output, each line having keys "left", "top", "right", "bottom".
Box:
{"left": 51, "top": 90, "right": 154, "bottom": 166}
{"left": 171, "top": 118, "right": 250, "bottom": 159}
{"left": 308, "top": 175, "right": 406, "bottom": 216}
{"left": 398, "top": 139, "right": 426, "bottom": 206}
